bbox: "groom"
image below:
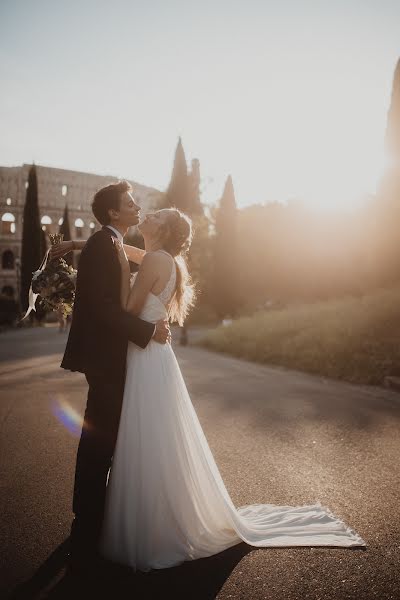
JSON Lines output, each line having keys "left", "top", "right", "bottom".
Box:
{"left": 61, "top": 180, "right": 170, "bottom": 573}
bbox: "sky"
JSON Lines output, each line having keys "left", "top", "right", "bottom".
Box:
{"left": 0, "top": 0, "right": 399, "bottom": 212}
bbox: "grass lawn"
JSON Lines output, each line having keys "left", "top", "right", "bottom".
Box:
{"left": 199, "top": 285, "right": 400, "bottom": 385}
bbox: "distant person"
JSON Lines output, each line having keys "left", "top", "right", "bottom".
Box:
{"left": 52, "top": 181, "right": 366, "bottom": 575}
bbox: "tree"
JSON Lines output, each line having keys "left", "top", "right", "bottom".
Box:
{"left": 385, "top": 59, "right": 400, "bottom": 162}
{"left": 165, "top": 140, "right": 211, "bottom": 337}
{"left": 166, "top": 137, "right": 190, "bottom": 212}
{"left": 180, "top": 157, "right": 208, "bottom": 302}
{"left": 187, "top": 158, "right": 204, "bottom": 217}
{"left": 59, "top": 204, "right": 73, "bottom": 267}
{"left": 20, "top": 164, "right": 42, "bottom": 314}
{"left": 166, "top": 139, "right": 205, "bottom": 217}
{"left": 212, "top": 175, "right": 240, "bottom": 318}
{"left": 376, "top": 58, "right": 400, "bottom": 285}
{"left": 380, "top": 58, "right": 400, "bottom": 206}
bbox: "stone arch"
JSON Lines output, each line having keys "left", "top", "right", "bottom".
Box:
{"left": 41, "top": 215, "right": 53, "bottom": 233}
{"left": 2, "top": 249, "right": 15, "bottom": 270}
{"left": 1, "top": 212, "right": 16, "bottom": 235}
{"left": 2, "top": 285, "right": 14, "bottom": 297}
{"left": 75, "top": 218, "right": 85, "bottom": 238}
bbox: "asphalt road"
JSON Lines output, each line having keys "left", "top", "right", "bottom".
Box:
{"left": 0, "top": 325, "right": 399, "bottom": 600}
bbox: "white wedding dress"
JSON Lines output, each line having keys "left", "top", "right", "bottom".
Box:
{"left": 100, "top": 251, "right": 366, "bottom": 572}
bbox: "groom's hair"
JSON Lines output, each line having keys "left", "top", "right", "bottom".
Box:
{"left": 92, "top": 180, "right": 132, "bottom": 225}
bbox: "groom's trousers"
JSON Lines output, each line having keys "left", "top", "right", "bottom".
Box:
{"left": 71, "top": 374, "right": 125, "bottom": 557}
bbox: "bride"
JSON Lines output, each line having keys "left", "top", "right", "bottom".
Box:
{"left": 97, "top": 206, "right": 366, "bottom": 572}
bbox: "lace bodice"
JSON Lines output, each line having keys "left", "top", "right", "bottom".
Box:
{"left": 130, "top": 250, "right": 176, "bottom": 324}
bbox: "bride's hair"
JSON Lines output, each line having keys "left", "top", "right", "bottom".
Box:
{"left": 158, "top": 208, "right": 196, "bottom": 326}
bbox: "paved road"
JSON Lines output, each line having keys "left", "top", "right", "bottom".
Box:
{"left": 0, "top": 325, "right": 399, "bottom": 600}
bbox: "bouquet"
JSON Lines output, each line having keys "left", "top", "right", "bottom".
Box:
{"left": 23, "top": 233, "right": 77, "bottom": 320}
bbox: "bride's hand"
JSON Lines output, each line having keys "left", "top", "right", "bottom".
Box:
{"left": 50, "top": 240, "right": 74, "bottom": 260}
{"left": 114, "top": 239, "right": 130, "bottom": 269}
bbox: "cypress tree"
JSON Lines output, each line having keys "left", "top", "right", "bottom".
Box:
{"left": 377, "top": 58, "right": 400, "bottom": 284}
{"left": 166, "top": 140, "right": 204, "bottom": 217}
{"left": 385, "top": 59, "right": 400, "bottom": 163}
{"left": 166, "top": 141, "right": 207, "bottom": 341}
{"left": 187, "top": 158, "right": 204, "bottom": 216}
{"left": 59, "top": 204, "right": 73, "bottom": 267}
{"left": 381, "top": 58, "right": 400, "bottom": 204}
{"left": 212, "top": 175, "right": 240, "bottom": 318}
{"left": 20, "top": 164, "right": 42, "bottom": 313}
{"left": 166, "top": 137, "right": 190, "bottom": 212}
{"left": 184, "top": 158, "right": 210, "bottom": 309}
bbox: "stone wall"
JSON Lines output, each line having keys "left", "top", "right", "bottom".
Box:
{"left": 0, "top": 163, "right": 164, "bottom": 298}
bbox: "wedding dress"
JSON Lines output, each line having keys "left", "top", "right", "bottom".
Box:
{"left": 100, "top": 251, "right": 366, "bottom": 572}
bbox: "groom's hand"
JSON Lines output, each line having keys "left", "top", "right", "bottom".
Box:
{"left": 153, "top": 319, "right": 171, "bottom": 344}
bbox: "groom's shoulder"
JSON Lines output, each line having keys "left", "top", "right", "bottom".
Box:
{"left": 84, "top": 229, "right": 113, "bottom": 250}
{"left": 80, "top": 229, "right": 114, "bottom": 262}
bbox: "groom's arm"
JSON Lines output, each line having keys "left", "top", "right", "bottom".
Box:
{"left": 81, "top": 234, "right": 155, "bottom": 349}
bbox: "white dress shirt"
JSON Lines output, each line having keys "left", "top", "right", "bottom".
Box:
{"left": 105, "top": 225, "right": 124, "bottom": 243}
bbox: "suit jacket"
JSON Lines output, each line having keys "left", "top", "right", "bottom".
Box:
{"left": 61, "top": 227, "right": 155, "bottom": 380}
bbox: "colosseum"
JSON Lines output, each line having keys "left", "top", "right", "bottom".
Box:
{"left": 0, "top": 163, "right": 164, "bottom": 299}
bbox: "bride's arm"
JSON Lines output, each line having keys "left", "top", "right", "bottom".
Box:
{"left": 51, "top": 240, "right": 146, "bottom": 265}
{"left": 114, "top": 241, "right": 133, "bottom": 310}
{"left": 115, "top": 242, "right": 159, "bottom": 313}
{"left": 123, "top": 244, "right": 146, "bottom": 265}
{"left": 49, "top": 239, "right": 85, "bottom": 259}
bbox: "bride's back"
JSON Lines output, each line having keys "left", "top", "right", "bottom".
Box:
{"left": 132, "top": 249, "right": 176, "bottom": 324}
{"left": 148, "top": 250, "right": 176, "bottom": 301}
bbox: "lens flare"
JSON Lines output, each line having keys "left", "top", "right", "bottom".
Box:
{"left": 52, "top": 397, "right": 87, "bottom": 437}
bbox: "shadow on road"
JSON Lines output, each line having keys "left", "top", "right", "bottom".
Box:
{"left": 9, "top": 538, "right": 71, "bottom": 599}
{"left": 9, "top": 538, "right": 253, "bottom": 600}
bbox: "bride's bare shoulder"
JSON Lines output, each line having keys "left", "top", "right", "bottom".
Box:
{"left": 143, "top": 250, "right": 172, "bottom": 265}
{"left": 140, "top": 251, "right": 173, "bottom": 281}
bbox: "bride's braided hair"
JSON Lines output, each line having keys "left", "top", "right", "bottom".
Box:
{"left": 158, "top": 208, "right": 196, "bottom": 326}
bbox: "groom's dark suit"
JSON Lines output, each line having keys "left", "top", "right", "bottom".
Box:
{"left": 61, "top": 226, "right": 155, "bottom": 560}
